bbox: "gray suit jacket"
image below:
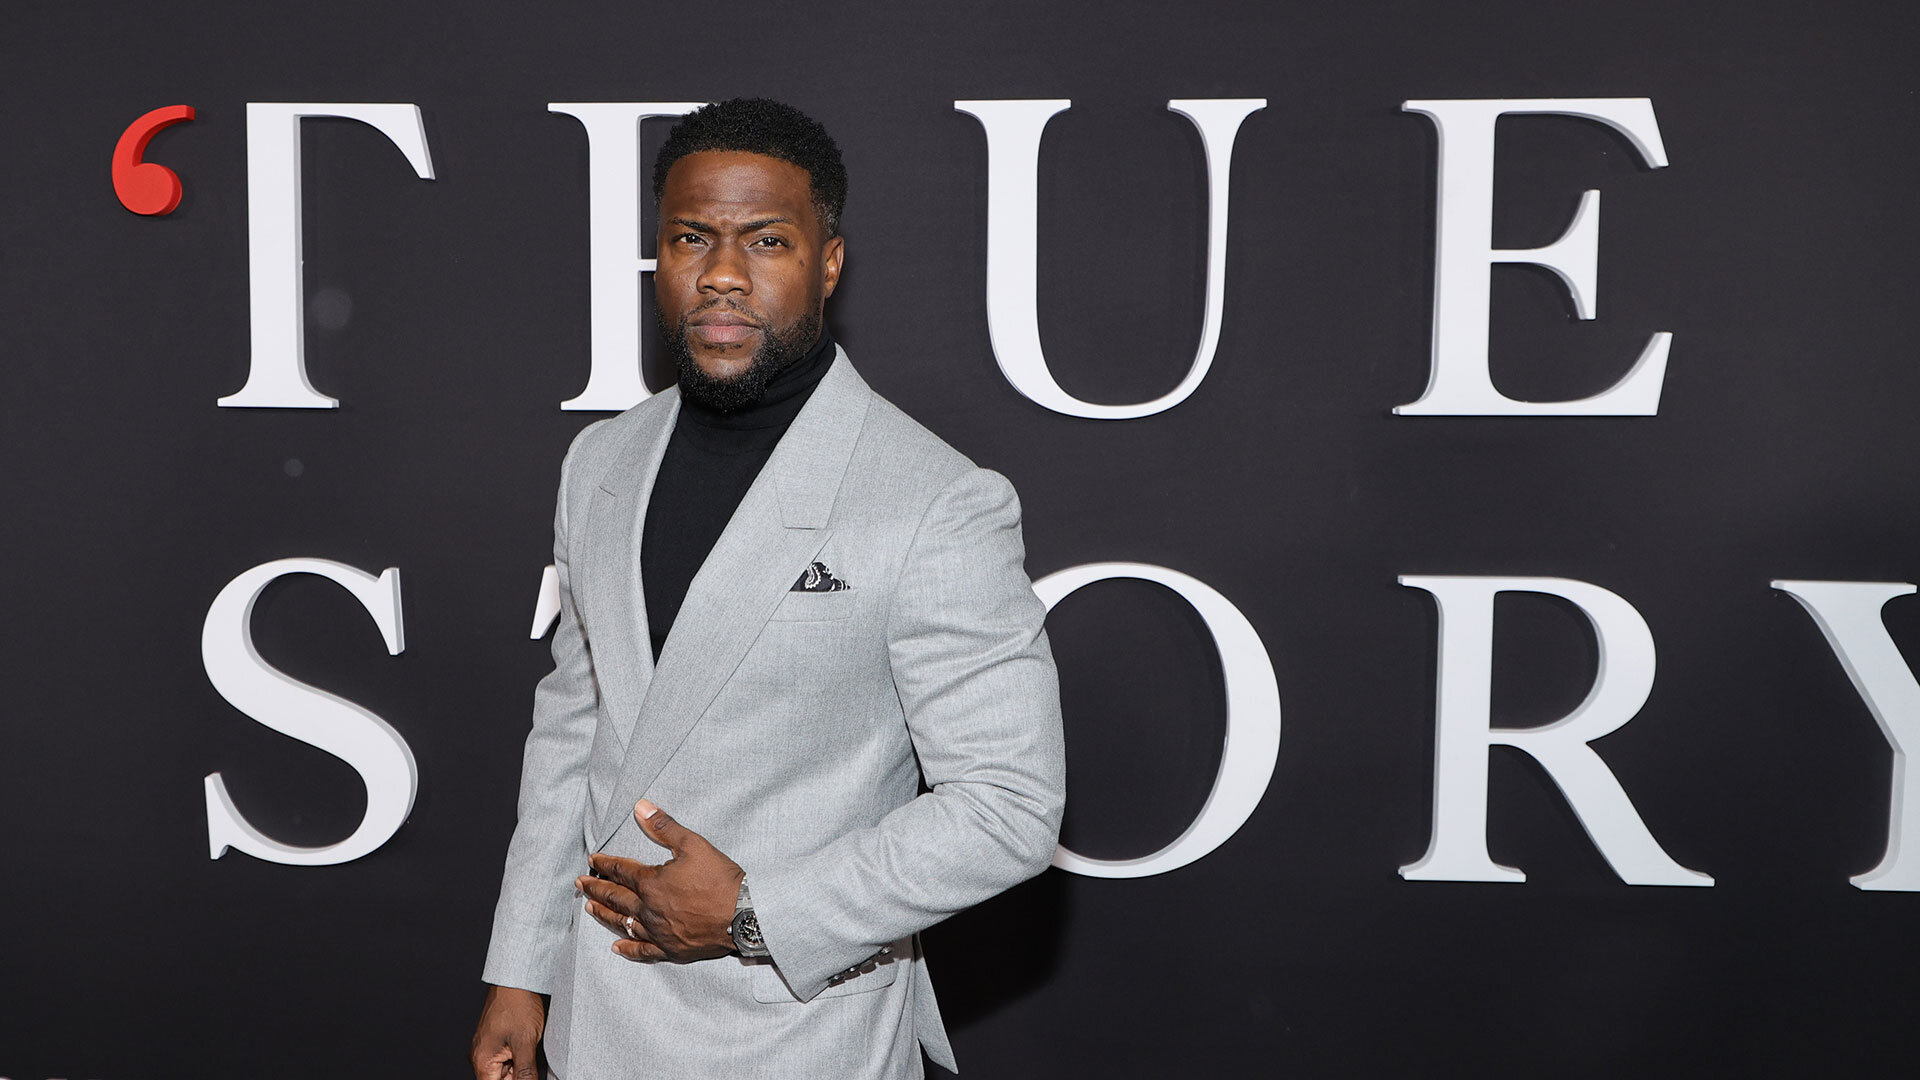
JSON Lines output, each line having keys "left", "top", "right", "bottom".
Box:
{"left": 483, "top": 351, "right": 1067, "bottom": 1079}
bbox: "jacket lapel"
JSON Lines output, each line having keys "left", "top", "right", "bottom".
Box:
{"left": 595, "top": 352, "right": 872, "bottom": 847}
{"left": 580, "top": 397, "right": 677, "bottom": 748}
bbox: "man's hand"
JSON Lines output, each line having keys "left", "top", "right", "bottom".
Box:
{"left": 578, "top": 799, "right": 746, "bottom": 963}
{"left": 470, "top": 984, "right": 545, "bottom": 1080}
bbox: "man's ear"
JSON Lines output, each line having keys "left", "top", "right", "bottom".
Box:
{"left": 821, "top": 234, "right": 846, "bottom": 299}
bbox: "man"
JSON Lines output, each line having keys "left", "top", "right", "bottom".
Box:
{"left": 471, "top": 98, "right": 1066, "bottom": 1080}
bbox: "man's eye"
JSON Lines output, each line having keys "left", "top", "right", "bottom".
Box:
{"left": 753, "top": 236, "right": 787, "bottom": 247}
{"left": 674, "top": 233, "right": 704, "bottom": 245}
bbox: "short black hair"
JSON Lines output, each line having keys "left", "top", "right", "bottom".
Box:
{"left": 653, "top": 98, "right": 848, "bottom": 236}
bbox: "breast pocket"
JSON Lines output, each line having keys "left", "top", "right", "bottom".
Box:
{"left": 750, "top": 954, "right": 899, "bottom": 1003}
{"left": 767, "top": 589, "right": 858, "bottom": 622}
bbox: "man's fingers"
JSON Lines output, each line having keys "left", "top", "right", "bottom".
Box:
{"left": 585, "top": 897, "right": 655, "bottom": 943}
{"left": 582, "top": 896, "right": 622, "bottom": 935}
{"left": 471, "top": 1043, "right": 510, "bottom": 1080}
{"left": 588, "top": 852, "right": 656, "bottom": 890}
{"left": 634, "top": 799, "right": 703, "bottom": 855}
{"left": 613, "top": 937, "right": 669, "bottom": 962}
{"left": 576, "top": 873, "right": 641, "bottom": 915}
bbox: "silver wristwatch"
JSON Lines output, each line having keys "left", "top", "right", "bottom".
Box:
{"left": 730, "top": 877, "right": 769, "bottom": 957}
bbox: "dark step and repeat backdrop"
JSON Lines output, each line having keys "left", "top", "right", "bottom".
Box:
{"left": 4, "top": 1, "right": 1917, "bottom": 1075}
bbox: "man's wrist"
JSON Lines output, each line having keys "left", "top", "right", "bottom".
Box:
{"left": 482, "top": 984, "right": 548, "bottom": 1013}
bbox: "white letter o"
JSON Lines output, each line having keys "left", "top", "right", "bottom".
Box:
{"left": 1037, "top": 562, "right": 1281, "bottom": 878}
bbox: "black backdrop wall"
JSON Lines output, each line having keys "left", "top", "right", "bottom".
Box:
{"left": 5, "top": 1, "right": 1918, "bottom": 1076}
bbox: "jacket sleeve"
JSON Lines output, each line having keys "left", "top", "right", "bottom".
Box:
{"left": 748, "top": 467, "right": 1067, "bottom": 1002}
{"left": 481, "top": 431, "right": 603, "bottom": 992}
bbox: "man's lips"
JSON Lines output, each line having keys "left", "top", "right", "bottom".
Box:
{"left": 688, "top": 309, "right": 762, "bottom": 345}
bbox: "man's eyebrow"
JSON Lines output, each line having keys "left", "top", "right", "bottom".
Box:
{"left": 666, "top": 215, "right": 796, "bottom": 233}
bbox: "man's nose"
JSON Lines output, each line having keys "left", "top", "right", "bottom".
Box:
{"left": 697, "top": 244, "right": 750, "bottom": 294}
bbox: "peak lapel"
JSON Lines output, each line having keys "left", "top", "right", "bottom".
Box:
{"left": 595, "top": 353, "right": 872, "bottom": 847}
{"left": 580, "top": 395, "right": 677, "bottom": 748}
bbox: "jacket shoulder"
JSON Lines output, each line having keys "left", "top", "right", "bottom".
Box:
{"left": 850, "top": 382, "right": 982, "bottom": 498}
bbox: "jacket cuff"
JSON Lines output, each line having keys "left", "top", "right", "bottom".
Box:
{"left": 743, "top": 859, "right": 868, "bottom": 1002}
{"left": 481, "top": 932, "right": 559, "bottom": 995}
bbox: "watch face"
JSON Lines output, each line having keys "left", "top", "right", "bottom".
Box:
{"left": 733, "top": 910, "right": 765, "bottom": 952}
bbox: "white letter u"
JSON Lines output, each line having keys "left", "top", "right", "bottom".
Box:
{"left": 955, "top": 99, "right": 1264, "bottom": 420}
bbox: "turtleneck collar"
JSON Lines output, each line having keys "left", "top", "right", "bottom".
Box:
{"left": 677, "top": 331, "right": 837, "bottom": 434}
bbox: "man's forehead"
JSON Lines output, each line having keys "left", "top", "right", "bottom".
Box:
{"left": 660, "top": 150, "right": 813, "bottom": 215}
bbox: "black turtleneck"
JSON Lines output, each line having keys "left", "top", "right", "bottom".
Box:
{"left": 642, "top": 333, "right": 837, "bottom": 659}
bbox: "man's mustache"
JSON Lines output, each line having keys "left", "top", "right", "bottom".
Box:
{"left": 683, "top": 300, "right": 765, "bottom": 328}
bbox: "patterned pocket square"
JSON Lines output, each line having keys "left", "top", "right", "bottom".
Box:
{"left": 793, "top": 561, "right": 851, "bottom": 592}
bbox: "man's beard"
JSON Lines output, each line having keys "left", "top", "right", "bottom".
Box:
{"left": 661, "top": 305, "right": 822, "bottom": 413}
